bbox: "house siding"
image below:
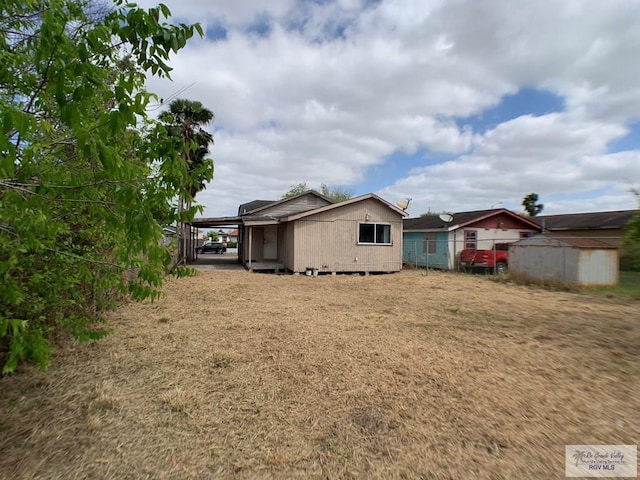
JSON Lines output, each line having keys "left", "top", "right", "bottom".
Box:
{"left": 403, "top": 232, "right": 424, "bottom": 265}
{"left": 403, "top": 231, "right": 450, "bottom": 269}
{"left": 291, "top": 199, "right": 403, "bottom": 273}
{"left": 284, "top": 222, "right": 295, "bottom": 269}
{"left": 242, "top": 226, "right": 265, "bottom": 263}
{"left": 252, "top": 227, "right": 264, "bottom": 261}
{"left": 465, "top": 213, "right": 538, "bottom": 249}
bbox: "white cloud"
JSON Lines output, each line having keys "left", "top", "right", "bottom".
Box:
{"left": 136, "top": 0, "right": 640, "bottom": 217}
{"left": 380, "top": 113, "right": 640, "bottom": 215}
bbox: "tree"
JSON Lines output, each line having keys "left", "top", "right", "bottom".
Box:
{"left": 522, "top": 193, "right": 544, "bottom": 216}
{"left": 419, "top": 211, "right": 451, "bottom": 218}
{"left": 159, "top": 99, "right": 214, "bottom": 198}
{"left": 281, "top": 181, "right": 310, "bottom": 199}
{"left": 159, "top": 99, "right": 214, "bottom": 263}
{"left": 206, "top": 231, "right": 220, "bottom": 241}
{"left": 281, "top": 181, "right": 353, "bottom": 203}
{"left": 0, "top": 0, "right": 203, "bottom": 372}
{"left": 622, "top": 187, "right": 640, "bottom": 271}
{"left": 319, "top": 183, "right": 353, "bottom": 203}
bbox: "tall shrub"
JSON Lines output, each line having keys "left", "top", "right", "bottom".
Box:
{"left": 0, "top": 0, "right": 208, "bottom": 372}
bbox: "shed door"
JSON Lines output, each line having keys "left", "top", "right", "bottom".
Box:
{"left": 263, "top": 225, "right": 277, "bottom": 260}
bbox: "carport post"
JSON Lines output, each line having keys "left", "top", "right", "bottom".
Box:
{"left": 248, "top": 226, "right": 252, "bottom": 268}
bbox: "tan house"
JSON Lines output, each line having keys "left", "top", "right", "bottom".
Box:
{"left": 237, "top": 191, "right": 406, "bottom": 274}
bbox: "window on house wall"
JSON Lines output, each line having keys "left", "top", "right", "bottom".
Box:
{"left": 423, "top": 232, "right": 437, "bottom": 254}
{"left": 358, "top": 223, "right": 392, "bottom": 244}
{"left": 519, "top": 231, "right": 531, "bottom": 239}
{"left": 464, "top": 230, "right": 477, "bottom": 249}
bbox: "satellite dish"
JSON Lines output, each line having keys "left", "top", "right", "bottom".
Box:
{"left": 396, "top": 198, "right": 412, "bottom": 211}
{"left": 439, "top": 213, "right": 454, "bottom": 223}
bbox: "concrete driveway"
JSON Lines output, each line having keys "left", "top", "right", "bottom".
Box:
{"left": 191, "top": 249, "right": 245, "bottom": 271}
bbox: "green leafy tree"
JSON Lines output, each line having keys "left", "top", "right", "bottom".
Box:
{"left": 206, "top": 231, "right": 220, "bottom": 241}
{"left": 622, "top": 188, "right": 640, "bottom": 271}
{"left": 319, "top": 183, "right": 353, "bottom": 203}
{"left": 281, "top": 181, "right": 309, "bottom": 199}
{"left": 522, "top": 193, "right": 544, "bottom": 216}
{"left": 282, "top": 181, "right": 353, "bottom": 203}
{"left": 0, "top": 0, "right": 204, "bottom": 373}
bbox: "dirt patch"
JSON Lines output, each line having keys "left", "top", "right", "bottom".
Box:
{"left": 1, "top": 270, "right": 638, "bottom": 479}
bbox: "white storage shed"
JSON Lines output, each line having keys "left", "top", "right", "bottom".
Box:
{"left": 509, "top": 235, "right": 619, "bottom": 287}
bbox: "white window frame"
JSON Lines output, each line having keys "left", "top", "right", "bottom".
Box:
{"left": 358, "top": 222, "right": 392, "bottom": 245}
{"left": 464, "top": 229, "right": 477, "bottom": 249}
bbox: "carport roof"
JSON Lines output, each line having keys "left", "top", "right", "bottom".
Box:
{"left": 189, "top": 216, "right": 242, "bottom": 228}
{"left": 189, "top": 214, "right": 282, "bottom": 228}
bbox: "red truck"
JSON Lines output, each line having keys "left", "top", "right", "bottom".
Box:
{"left": 460, "top": 243, "right": 510, "bottom": 274}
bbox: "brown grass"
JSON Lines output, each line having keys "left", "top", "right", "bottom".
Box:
{"left": 1, "top": 270, "right": 638, "bottom": 479}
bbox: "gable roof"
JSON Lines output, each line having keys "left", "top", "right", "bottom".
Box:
{"left": 282, "top": 193, "right": 407, "bottom": 222}
{"left": 239, "top": 190, "right": 334, "bottom": 216}
{"left": 404, "top": 208, "right": 541, "bottom": 231}
{"left": 531, "top": 210, "right": 636, "bottom": 231}
{"left": 237, "top": 200, "right": 275, "bottom": 216}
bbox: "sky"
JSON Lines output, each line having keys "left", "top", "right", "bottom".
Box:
{"left": 138, "top": 0, "right": 640, "bottom": 218}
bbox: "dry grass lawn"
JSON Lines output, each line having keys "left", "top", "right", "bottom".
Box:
{"left": 1, "top": 270, "right": 638, "bottom": 479}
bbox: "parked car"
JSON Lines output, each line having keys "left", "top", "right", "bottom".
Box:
{"left": 460, "top": 243, "right": 510, "bottom": 274}
{"left": 196, "top": 242, "right": 227, "bottom": 254}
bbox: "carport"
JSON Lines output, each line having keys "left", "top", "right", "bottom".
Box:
{"left": 190, "top": 215, "right": 284, "bottom": 272}
{"left": 189, "top": 216, "right": 242, "bottom": 267}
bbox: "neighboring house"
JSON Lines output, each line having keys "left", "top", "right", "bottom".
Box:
{"left": 403, "top": 208, "right": 542, "bottom": 270}
{"left": 161, "top": 225, "right": 176, "bottom": 247}
{"left": 205, "top": 229, "right": 237, "bottom": 244}
{"left": 214, "top": 229, "right": 230, "bottom": 243}
{"left": 531, "top": 210, "right": 636, "bottom": 248}
{"left": 235, "top": 191, "right": 406, "bottom": 274}
{"left": 227, "top": 229, "right": 239, "bottom": 243}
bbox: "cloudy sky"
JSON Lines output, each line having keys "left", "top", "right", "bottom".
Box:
{"left": 139, "top": 0, "right": 640, "bottom": 218}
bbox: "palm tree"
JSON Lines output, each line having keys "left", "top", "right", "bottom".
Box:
{"left": 159, "top": 99, "right": 214, "bottom": 198}
{"left": 160, "top": 99, "right": 214, "bottom": 263}
{"left": 522, "top": 193, "right": 544, "bottom": 216}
